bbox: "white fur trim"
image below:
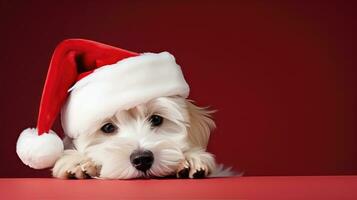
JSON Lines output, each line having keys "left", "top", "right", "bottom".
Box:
{"left": 61, "top": 52, "right": 190, "bottom": 138}
{"left": 16, "top": 128, "right": 64, "bottom": 169}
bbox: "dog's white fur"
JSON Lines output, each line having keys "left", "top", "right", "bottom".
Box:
{"left": 53, "top": 96, "right": 228, "bottom": 179}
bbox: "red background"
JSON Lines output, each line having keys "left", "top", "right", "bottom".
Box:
{"left": 0, "top": 1, "right": 356, "bottom": 177}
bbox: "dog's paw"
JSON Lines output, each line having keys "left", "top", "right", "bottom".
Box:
{"left": 65, "top": 160, "right": 100, "bottom": 179}
{"left": 52, "top": 152, "right": 101, "bottom": 179}
{"left": 192, "top": 168, "right": 206, "bottom": 178}
{"left": 176, "top": 160, "right": 190, "bottom": 178}
{"left": 176, "top": 158, "right": 210, "bottom": 179}
{"left": 188, "top": 158, "right": 209, "bottom": 179}
{"left": 176, "top": 149, "right": 216, "bottom": 179}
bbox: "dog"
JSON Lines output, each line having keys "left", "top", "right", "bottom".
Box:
{"left": 52, "top": 96, "right": 230, "bottom": 179}
{"left": 15, "top": 39, "right": 232, "bottom": 179}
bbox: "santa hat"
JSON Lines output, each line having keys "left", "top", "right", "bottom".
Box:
{"left": 16, "top": 39, "right": 189, "bottom": 169}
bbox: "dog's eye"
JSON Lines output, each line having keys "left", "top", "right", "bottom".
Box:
{"left": 149, "top": 115, "right": 163, "bottom": 127}
{"left": 100, "top": 123, "right": 117, "bottom": 134}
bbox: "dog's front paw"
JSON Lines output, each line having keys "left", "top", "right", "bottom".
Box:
{"left": 176, "top": 158, "right": 210, "bottom": 178}
{"left": 176, "top": 160, "right": 190, "bottom": 178}
{"left": 52, "top": 150, "right": 101, "bottom": 179}
{"left": 65, "top": 160, "right": 100, "bottom": 179}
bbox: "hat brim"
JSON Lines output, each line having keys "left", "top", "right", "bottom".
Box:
{"left": 61, "top": 52, "right": 190, "bottom": 138}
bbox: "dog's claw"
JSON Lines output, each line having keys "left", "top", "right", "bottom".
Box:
{"left": 60, "top": 160, "right": 99, "bottom": 179}
{"left": 176, "top": 158, "right": 210, "bottom": 179}
{"left": 83, "top": 171, "right": 93, "bottom": 179}
{"left": 177, "top": 167, "right": 190, "bottom": 178}
{"left": 66, "top": 171, "right": 76, "bottom": 179}
{"left": 192, "top": 169, "right": 206, "bottom": 179}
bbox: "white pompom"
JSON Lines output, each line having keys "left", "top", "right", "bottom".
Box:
{"left": 16, "top": 128, "right": 64, "bottom": 169}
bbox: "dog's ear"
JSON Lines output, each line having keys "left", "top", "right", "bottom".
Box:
{"left": 186, "top": 100, "right": 216, "bottom": 149}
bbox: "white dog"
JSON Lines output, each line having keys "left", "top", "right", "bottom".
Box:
{"left": 53, "top": 97, "right": 223, "bottom": 179}
{"left": 16, "top": 39, "right": 232, "bottom": 179}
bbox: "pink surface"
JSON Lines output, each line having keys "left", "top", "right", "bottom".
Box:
{"left": 1, "top": 176, "right": 356, "bottom": 199}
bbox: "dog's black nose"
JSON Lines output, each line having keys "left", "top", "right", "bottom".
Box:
{"left": 130, "top": 150, "right": 154, "bottom": 172}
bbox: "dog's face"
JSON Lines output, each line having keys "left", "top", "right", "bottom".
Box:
{"left": 73, "top": 96, "right": 199, "bottom": 179}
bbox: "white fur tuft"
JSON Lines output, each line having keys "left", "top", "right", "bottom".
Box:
{"left": 209, "top": 164, "right": 237, "bottom": 177}
{"left": 16, "top": 128, "right": 64, "bottom": 169}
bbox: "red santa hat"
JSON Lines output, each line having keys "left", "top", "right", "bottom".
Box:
{"left": 16, "top": 39, "right": 189, "bottom": 169}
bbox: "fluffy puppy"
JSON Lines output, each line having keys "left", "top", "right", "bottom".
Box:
{"left": 52, "top": 96, "right": 223, "bottom": 179}
{"left": 16, "top": 39, "right": 233, "bottom": 179}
